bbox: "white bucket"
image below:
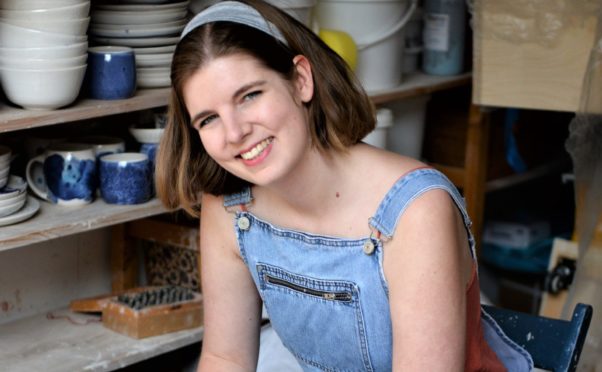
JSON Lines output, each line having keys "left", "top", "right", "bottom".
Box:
{"left": 363, "top": 108, "right": 393, "bottom": 149}
{"left": 385, "top": 95, "right": 430, "bottom": 159}
{"left": 266, "top": 0, "right": 317, "bottom": 27}
{"left": 316, "top": 0, "right": 417, "bottom": 91}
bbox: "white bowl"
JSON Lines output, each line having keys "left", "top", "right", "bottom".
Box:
{"left": 94, "top": 1, "right": 189, "bottom": 12}
{"left": 0, "top": 42, "right": 88, "bottom": 59}
{"left": 0, "top": 64, "right": 87, "bottom": 110}
{"left": 129, "top": 125, "right": 164, "bottom": 144}
{"left": 135, "top": 52, "right": 172, "bottom": 67}
{"left": 90, "top": 8, "right": 187, "bottom": 25}
{"left": 0, "top": 145, "right": 11, "bottom": 164}
{"left": 0, "top": 0, "right": 88, "bottom": 11}
{"left": 0, "top": 17, "right": 90, "bottom": 35}
{"left": 0, "top": 22, "right": 88, "bottom": 48}
{"left": 0, "top": 175, "right": 27, "bottom": 201}
{"left": 0, "top": 54, "right": 87, "bottom": 69}
{"left": 0, "top": 193, "right": 26, "bottom": 217}
{"left": 0, "top": 188, "right": 26, "bottom": 207}
{"left": 0, "top": 167, "right": 9, "bottom": 179}
{"left": 0, "top": 2, "right": 90, "bottom": 20}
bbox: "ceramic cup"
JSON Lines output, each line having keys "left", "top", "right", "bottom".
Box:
{"left": 99, "top": 152, "right": 152, "bottom": 205}
{"left": 26, "top": 143, "right": 97, "bottom": 206}
{"left": 86, "top": 46, "right": 136, "bottom": 100}
{"left": 72, "top": 135, "right": 126, "bottom": 159}
{"left": 140, "top": 142, "right": 158, "bottom": 195}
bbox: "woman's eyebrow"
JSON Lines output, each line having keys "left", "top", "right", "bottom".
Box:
{"left": 189, "top": 80, "right": 267, "bottom": 126}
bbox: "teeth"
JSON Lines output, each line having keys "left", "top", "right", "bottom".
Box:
{"left": 241, "top": 138, "right": 272, "bottom": 160}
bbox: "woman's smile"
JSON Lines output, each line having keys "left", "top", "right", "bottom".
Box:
{"left": 239, "top": 137, "right": 274, "bottom": 165}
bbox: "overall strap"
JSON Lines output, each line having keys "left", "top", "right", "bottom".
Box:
{"left": 223, "top": 186, "right": 253, "bottom": 211}
{"left": 368, "top": 168, "right": 473, "bottom": 244}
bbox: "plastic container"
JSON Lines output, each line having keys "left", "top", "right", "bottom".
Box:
{"left": 363, "top": 108, "right": 393, "bottom": 149}
{"left": 316, "top": 0, "right": 416, "bottom": 91}
{"left": 422, "top": 0, "right": 466, "bottom": 75}
{"left": 265, "top": 0, "right": 316, "bottom": 27}
{"left": 385, "top": 95, "right": 430, "bottom": 158}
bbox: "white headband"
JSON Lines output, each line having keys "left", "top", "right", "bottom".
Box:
{"left": 180, "top": 1, "right": 288, "bottom": 46}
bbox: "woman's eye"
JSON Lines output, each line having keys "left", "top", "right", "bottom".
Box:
{"left": 199, "top": 114, "right": 218, "bottom": 128}
{"left": 243, "top": 90, "right": 261, "bottom": 101}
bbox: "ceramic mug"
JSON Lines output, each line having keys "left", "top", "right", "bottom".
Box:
{"left": 26, "top": 143, "right": 96, "bottom": 206}
{"left": 71, "top": 135, "right": 126, "bottom": 159}
{"left": 86, "top": 46, "right": 136, "bottom": 100}
{"left": 99, "top": 152, "right": 152, "bottom": 205}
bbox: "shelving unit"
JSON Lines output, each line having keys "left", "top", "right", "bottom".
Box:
{"left": 0, "top": 72, "right": 474, "bottom": 371}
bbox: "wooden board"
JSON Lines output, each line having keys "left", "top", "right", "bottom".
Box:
{"left": 539, "top": 238, "right": 578, "bottom": 318}
{"left": 472, "top": 0, "right": 600, "bottom": 112}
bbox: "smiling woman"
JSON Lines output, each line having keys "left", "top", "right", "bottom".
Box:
{"left": 154, "top": 1, "right": 534, "bottom": 371}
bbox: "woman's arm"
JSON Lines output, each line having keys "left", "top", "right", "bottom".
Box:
{"left": 197, "top": 193, "right": 263, "bottom": 372}
{"left": 385, "top": 189, "right": 473, "bottom": 372}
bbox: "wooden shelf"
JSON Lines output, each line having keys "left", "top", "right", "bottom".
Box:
{"left": 0, "top": 307, "right": 203, "bottom": 372}
{"left": 369, "top": 72, "right": 471, "bottom": 105}
{"left": 0, "top": 88, "right": 170, "bottom": 133}
{"left": 0, "top": 197, "right": 172, "bottom": 252}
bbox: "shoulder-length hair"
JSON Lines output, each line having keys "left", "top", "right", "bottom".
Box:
{"left": 155, "top": 0, "right": 375, "bottom": 216}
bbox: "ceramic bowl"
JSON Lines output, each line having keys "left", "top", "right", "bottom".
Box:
{"left": 0, "top": 54, "right": 87, "bottom": 69}
{"left": 0, "top": 42, "right": 88, "bottom": 59}
{"left": 0, "top": 192, "right": 27, "bottom": 217}
{"left": 0, "top": 0, "right": 88, "bottom": 11}
{"left": 0, "top": 64, "right": 87, "bottom": 110}
{"left": 0, "top": 22, "right": 88, "bottom": 48}
{"left": 0, "top": 17, "right": 90, "bottom": 36}
{"left": 0, "top": 175, "right": 28, "bottom": 201}
{"left": 0, "top": 188, "right": 26, "bottom": 207}
{"left": 0, "top": 145, "right": 11, "bottom": 164}
{"left": 94, "top": 1, "right": 189, "bottom": 12}
{"left": 90, "top": 8, "right": 186, "bottom": 25}
{"left": 0, "top": 2, "right": 91, "bottom": 21}
{"left": 0, "top": 166, "right": 9, "bottom": 179}
{"left": 129, "top": 125, "right": 164, "bottom": 144}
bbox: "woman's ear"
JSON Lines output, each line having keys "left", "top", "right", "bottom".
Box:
{"left": 292, "top": 55, "right": 314, "bottom": 103}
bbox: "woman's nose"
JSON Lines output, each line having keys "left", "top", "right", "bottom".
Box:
{"left": 223, "top": 113, "right": 251, "bottom": 144}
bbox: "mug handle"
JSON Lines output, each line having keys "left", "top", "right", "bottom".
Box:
{"left": 26, "top": 154, "right": 50, "bottom": 202}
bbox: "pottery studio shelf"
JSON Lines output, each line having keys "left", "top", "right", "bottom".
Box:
{"left": 0, "top": 308, "right": 203, "bottom": 372}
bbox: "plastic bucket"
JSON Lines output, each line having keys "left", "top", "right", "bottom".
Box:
{"left": 363, "top": 108, "right": 393, "bottom": 149}
{"left": 266, "top": 0, "right": 317, "bottom": 27}
{"left": 316, "top": 0, "right": 416, "bottom": 91}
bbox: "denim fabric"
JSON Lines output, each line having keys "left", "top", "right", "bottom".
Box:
{"left": 224, "top": 168, "right": 532, "bottom": 371}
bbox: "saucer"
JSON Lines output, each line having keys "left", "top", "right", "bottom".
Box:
{"left": 0, "top": 175, "right": 28, "bottom": 201}
{"left": 0, "top": 196, "right": 40, "bottom": 227}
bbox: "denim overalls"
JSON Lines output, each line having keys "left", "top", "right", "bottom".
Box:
{"left": 224, "top": 168, "right": 533, "bottom": 371}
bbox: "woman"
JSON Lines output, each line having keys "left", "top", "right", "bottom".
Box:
{"left": 156, "top": 1, "right": 533, "bottom": 370}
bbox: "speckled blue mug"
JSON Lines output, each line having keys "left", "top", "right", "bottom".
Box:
{"left": 99, "top": 153, "right": 152, "bottom": 205}
{"left": 86, "top": 46, "right": 136, "bottom": 100}
{"left": 26, "top": 143, "right": 97, "bottom": 206}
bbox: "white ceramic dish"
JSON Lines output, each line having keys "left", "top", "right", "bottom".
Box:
{"left": 90, "top": 8, "right": 186, "bottom": 25}
{"left": 91, "top": 36, "right": 178, "bottom": 48}
{"left": 0, "top": 193, "right": 26, "bottom": 217}
{"left": 0, "top": 189, "right": 26, "bottom": 207}
{"left": 135, "top": 52, "right": 172, "bottom": 67}
{"left": 0, "top": 0, "right": 87, "bottom": 11}
{"left": 0, "top": 54, "right": 87, "bottom": 69}
{"left": 0, "top": 176, "right": 7, "bottom": 189}
{"left": 137, "top": 73, "right": 171, "bottom": 88}
{"left": 104, "top": 0, "right": 176, "bottom": 5}
{"left": 132, "top": 44, "right": 176, "bottom": 54}
{"left": 0, "top": 2, "right": 91, "bottom": 21}
{"left": 0, "top": 175, "right": 28, "bottom": 201}
{"left": 90, "top": 18, "right": 186, "bottom": 31}
{"left": 129, "top": 126, "right": 164, "bottom": 144}
{"left": 0, "top": 196, "right": 40, "bottom": 227}
{"left": 0, "top": 145, "right": 11, "bottom": 163}
{"left": 0, "top": 64, "right": 87, "bottom": 110}
{"left": 0, "top": 16, "right": 90, "bottom": 36}
{"left": 0, "top": 166, "right": 9, "bottom": 179}
{"left": 94, "top": 1, "right": 189, "bottom": 12}
{"left": 0, "top": 42, "right": 88, "bottom": 59}
{"left": 0, "top": 22, "right": 88, "bottom": 48}
{"left": 89, "top": 23, "right": 184, "bottom": 38}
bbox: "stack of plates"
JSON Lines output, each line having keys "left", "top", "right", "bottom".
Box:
{"left": 0, "top": 175, "right": 40, "bottom": 227}
{"left": 89, "top": 0, "right": 189, "bottom": 88}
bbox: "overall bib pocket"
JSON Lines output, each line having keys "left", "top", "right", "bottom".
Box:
{"left": 257, "top": 264, "right": 374, "bottom": 372}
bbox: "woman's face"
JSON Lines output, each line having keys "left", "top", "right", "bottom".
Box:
{"left": 182, "top": 52, "right": 314, "bottom": 188}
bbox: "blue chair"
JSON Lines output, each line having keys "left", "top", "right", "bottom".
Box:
{"left": 483, "top": 303, "right": 593, "bottom": 372}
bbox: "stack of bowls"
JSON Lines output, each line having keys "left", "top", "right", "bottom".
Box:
{"left": 0, "top": 145, "right": 11, "bottom": 188}
{"left": 0, "top": 0, "right": 90, "bottom": 110}
{"left": 89, "top": 1, "right": 189, "bottom": 89}
{"left": 0, "top": 175, "right": 29, "bottom": 220}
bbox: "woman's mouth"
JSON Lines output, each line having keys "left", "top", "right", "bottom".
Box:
{"left": 240, "top": 137, "right": 273, "bottom": 161}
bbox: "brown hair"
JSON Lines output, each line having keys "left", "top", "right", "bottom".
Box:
{"left": 155, "top": 0, "right": 375, "bottom": 216}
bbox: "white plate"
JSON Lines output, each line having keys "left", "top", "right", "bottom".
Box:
{"left": 133, "top": 44, "right": 176, "bottom": 54}
{"left": 138, "top": 71, "right": 171, "bottom": 88}
{"left": 0, "top": 175, "right": 27, "bottom": 201}
{"left": 90, "top": 18, "right": 187, "bottom": 31}
{"left": 136, "top": 52, "right": 173, "bottom": 67}
{"left": 91, "top": 36, "right": 178, "bottom": 47}
{"left": 94, "top": 1, "right": 189, "bottom": 12}
{"left": 0, "top": 196, "right": 39, "bottom": 227}
{"left": 89, "top": 23, "right": 185, "bottom": 38}
{"left": 91, "top": 8, "right": 187, "bottom": 25}
{"left": 109, "top": 0, "right": 174, "bottom": 3}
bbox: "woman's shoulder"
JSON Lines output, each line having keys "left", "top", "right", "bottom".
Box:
{"left": 352, "top": 144, "right": 428, "bottom": 183}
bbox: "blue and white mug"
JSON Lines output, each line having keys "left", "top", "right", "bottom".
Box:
{"left": 26, "top": 143, "right": 97, "bottom": 206}
{"left": 99, "top": 152, "right": 152, "bottom": 205}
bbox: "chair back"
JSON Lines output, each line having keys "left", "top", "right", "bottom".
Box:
{"left": 482, "top": 303, "right": 593, "bottom": 372}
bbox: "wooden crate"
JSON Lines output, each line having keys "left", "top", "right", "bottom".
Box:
{"left": 472, "top": 0, "right": 600, "bottom": 112}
